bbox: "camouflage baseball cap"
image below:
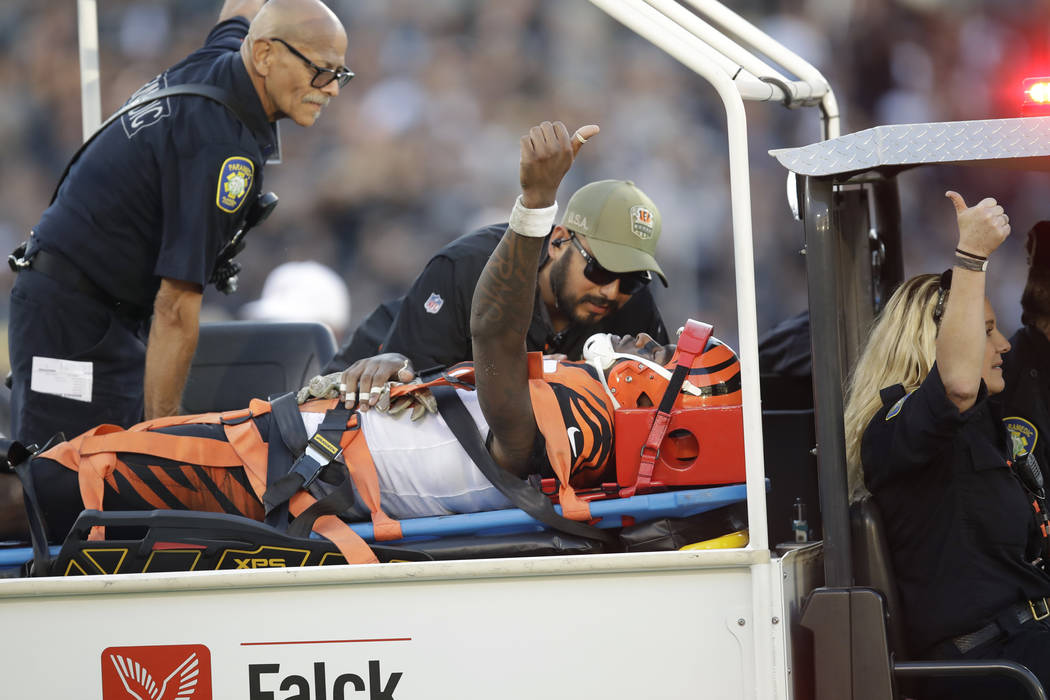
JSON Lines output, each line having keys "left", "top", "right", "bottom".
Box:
{"left": 561, "top": 179, "right": 668, "bottom": 286}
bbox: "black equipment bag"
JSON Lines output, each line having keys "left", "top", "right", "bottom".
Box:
{"left": 618, "top": 501, "right": 748, "bottom": 553}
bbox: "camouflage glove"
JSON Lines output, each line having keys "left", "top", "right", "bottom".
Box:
{"left": 296, "top": 372, "right": 344, "bottom": 404}
{"left": 296, "top": 372, "right": 436, "bottom": 420}
{"left": 374, "top": 380, "right": 438, "bottom": 421}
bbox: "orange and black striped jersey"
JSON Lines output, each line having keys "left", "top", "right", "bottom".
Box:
{"left": 534, "top": 359, "right": 616, "bottom": 487}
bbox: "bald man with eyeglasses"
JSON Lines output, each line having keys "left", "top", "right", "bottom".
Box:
{"left": 9, "top": 0, "right": 352, "bottom": 448}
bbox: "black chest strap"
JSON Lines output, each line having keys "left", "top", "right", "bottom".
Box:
{"left": 263, "top": 396, "right": 352, "bottom": 515}
{"left": 432, "top": 386, "right": 616, "bottom": 545}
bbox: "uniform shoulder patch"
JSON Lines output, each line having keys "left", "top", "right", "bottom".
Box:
{"left": 1003, "top": 416, "right": 1039, "bottom": 458}
{"left": 424, "top": 292, "right": 444, "bottom": 314}
{"left": 121, "top": 74, "right": 170, "bottom": 137}
{"left": 884, "top": 391, "right": 913, "bottom": 420}
{"left": 216, "top": 156, "right": 254, "bottom": 213}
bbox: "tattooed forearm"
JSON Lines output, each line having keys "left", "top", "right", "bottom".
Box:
{"left": 470, "top": 230, "right": 544, "bottom": 342}
{"left": 470, "top": 228, "right": 547, "bottom": 476}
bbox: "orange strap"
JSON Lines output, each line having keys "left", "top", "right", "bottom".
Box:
{"left": 40, "top": 423, "right": 117, "bottom": 469}
{"left": 125, "top": 400, "right": 273, "bottom": 432}
{"left": 340, "top": 424, "right": 403, "bottom": 541}
{"left": 287, "top": 492, "right": 379, "bottom": 564}
{"left": 387, "top": 362, "right": 476, "bottom": 399}
{"left": 37, "top": 424, "right": 122, "bottom": 541}
{"left": 79, "top": 432, "right": 242, "bottom": 467}
{"left": 299, "top": 398, "right": 340, "bottom": 413}
{"left": 126, "top": 411, "right": 229, "bottom": 431}
{"left": 627, "top": 320, "right": 712, "bottom": 497}
{"left": 526, "top": 353, "right": 591, "bottom": 522}
{"left": 222, "top": 419, "right": 270, "bottom": 503}
{"left": 80, "top": 452, "right": 118, "bottom": 541}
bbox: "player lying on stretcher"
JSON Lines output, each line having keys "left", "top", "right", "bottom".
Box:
{"left": 0, "top": 122, "right": 741, "bottom": 564}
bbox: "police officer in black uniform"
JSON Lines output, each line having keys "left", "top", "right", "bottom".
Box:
{"left": 1000, "top": 221, "right": 1050, "bottom": 485}
{"left": 325, "top": 179, "right": 669, "bottom": 374}
{"left": 9, "top": 0, "right": 352, "bottom": 446}
{"left": 846, "top": 192, "right": 1050, "bottom": 699}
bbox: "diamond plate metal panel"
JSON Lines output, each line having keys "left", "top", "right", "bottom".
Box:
{"left": 770, "top": 116, "right": 1050, "bottom": 177}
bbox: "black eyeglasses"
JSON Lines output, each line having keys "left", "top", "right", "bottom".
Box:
{"left": 933, "top": 268, "right": 953, "bottom": 325}
{"left": 271, "top": 37, "right": 354, "bottom": 88}
{"left": 566, "top": 231, "right": 652, "bottom": 295}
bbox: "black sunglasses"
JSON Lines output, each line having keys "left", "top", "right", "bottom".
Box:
{"left": 932, "top": 268, "right": 953, "bottom": 325}
{"left": 566, "top": 231, "right": 652, "bottom": 295}
{"left": 271, "top": 37, "right": 354, "bottom": 88}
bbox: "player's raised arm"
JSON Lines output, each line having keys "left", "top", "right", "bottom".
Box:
{"left": 470, "top": 121, "right": 597, "bottom": 476}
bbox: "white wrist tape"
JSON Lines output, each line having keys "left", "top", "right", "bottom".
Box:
{"left": 508, "top": 195, "right": 558, "bottom": 238}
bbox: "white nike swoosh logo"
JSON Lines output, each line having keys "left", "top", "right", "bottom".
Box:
{"left": 567, "top": 427, "right": 582, "bottom": 458}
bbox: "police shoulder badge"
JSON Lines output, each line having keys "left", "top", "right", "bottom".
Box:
{"left": 216, "top": 156, "right": 254, "bottom": 213}
{"left": 884, "top": 391, "right": 912, "bottom": 420}
{"left": 1003, "top": 416, "right": 1039, "bottom": 458}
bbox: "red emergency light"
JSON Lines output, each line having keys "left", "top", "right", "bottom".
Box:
{"left": 1022, "top": 77, "right": 1050, "bottom": 116}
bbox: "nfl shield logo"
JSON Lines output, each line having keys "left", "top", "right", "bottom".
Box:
{"left": 424, "top": 293, "right": 444, "bottom": 314}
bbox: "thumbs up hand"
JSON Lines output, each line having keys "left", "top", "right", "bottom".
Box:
{"left": 519, "top": 122, "right": 599, "bottom": 209}
{"left": 945, "top": 190, "right": 1011, "bottom": 259}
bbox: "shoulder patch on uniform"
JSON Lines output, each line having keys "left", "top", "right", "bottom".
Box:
{"left": 424, "top": 293, "right": 444, "bottom": 314}
{"left": 121, "top": 74, "right": 170, "bottom": 137}
{"left": 215, "top": 156, "right": 254, "bottom": 213}
{"left": 884, "top": 391, "right": 913, "bottom": 420}
{"left": 1003, "top": 416, "right": 1039, "bottom": 458}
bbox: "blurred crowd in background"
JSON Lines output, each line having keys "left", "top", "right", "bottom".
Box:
{"left": 2, "top": 0, "right": 1050, "bottom": 375}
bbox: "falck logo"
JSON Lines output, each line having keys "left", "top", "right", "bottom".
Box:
{"left": 101, "top": 644, "right": 212, "bottom": 700}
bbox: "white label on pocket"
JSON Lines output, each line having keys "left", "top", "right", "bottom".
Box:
{"left": 31, "top": 356, "right": 93, "bottom": 403}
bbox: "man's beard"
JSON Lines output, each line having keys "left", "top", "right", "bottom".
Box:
{"left": 549, "top": 253, "right": 620, "bottom": 327}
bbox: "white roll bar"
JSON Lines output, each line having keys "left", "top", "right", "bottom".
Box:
{"left": 588, "top": 0, "right": 840, "bottom": 557}
{"left": 77, "top": 0, "right": 102, "bottom": 141}
{"left": 683, "top": 0, "right": 840, "bottom": 139}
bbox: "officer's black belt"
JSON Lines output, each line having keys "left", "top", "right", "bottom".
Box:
{"left": 26, "top": 249, "right": 149, "bottom": 319}
{"left": 945, "top": 597, "right": 1050, "bottom": 654}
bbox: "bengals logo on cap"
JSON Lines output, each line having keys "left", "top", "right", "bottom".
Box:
{"left": 630, "top": 205, "right": 655, "bottom": 240}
